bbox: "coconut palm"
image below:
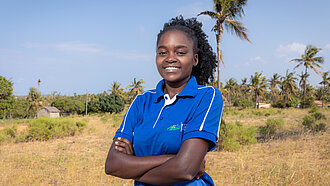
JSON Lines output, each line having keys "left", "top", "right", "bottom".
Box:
{"left": 198, "top": 0, "right": 251, "bottom": 89}
{"left": 224, "top": 78, "right": 238, "bottom": 107}
{"left": 269, "top": 73, "right": 281, "bottom": 103}
{"left": 291, "top": 45, "right": 324, "bottom": 106}
{"left": 319, "top": 71, "right": 330, "bottom": 107}
{"left": 249, "top": 72, "right": 268, "bottom": 108}
{"left": 280, "top": 70, "right": 297, "bottom": 108}
{"left": 240, "top": 78, "right": 249, "bottom": 99}
{"left": 126, "top": 78, "right": 145, "bottom": 102}
{"left": 26, "top": 87, "right": 42, "bottom": 117}
{"left": 298, "top": 71, "right": 310, "bottom": 108}
{"left": 109, "top": 81, "right": 125, "bottom": 97}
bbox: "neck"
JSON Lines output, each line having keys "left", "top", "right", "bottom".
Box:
{"left": 164, "top": 76, "right": 190, "bottom": 98}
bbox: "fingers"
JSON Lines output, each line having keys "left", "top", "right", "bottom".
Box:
{"left": 113, "top": 138, "right": 134, "bottom": 155}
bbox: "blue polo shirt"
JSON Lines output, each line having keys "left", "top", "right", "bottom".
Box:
{"left": 114, "top": 76, "right": 223, "bottom": 186}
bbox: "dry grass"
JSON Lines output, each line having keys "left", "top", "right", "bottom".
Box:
{"left": 0, "top": 109, "right": 329, "bottom": 185}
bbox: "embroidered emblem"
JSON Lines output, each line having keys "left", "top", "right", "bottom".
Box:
{"left": 167, "top": 124, "right": 180, "bottom": 131}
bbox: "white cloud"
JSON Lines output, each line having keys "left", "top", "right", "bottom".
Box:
{"left": 249, "top": 56, "right": 265, "bottom": 63}
{"left": 325, "top": 44, "right": 330, "bottom": 51}
{"left": 105, "top": 50, "right": 154, "bottom": 61}
{"left": 276, "top": 42, "right": 306, "bottom": 56}
{"left": 22, "top": 42, "right": 48, "bottom": 49}
{"left": 54, "top": 41, "right": 103, "bottom": 53}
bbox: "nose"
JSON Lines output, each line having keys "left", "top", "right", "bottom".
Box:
{"left": 165, "top": 52, "right": 177, "bottom": 63}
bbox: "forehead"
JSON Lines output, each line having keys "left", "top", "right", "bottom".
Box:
{"left": 157, "top": 30, "right": 193, "bottom": 47}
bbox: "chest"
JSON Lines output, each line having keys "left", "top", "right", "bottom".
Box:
{"left": 133, "top": 98, "right": 196, "bottom": 156}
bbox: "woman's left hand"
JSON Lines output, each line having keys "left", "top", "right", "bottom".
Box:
{"left": 114, "top": 137, "right": 134, "bottom": 155}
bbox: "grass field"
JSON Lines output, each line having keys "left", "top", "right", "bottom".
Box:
{"left": 0, "top": 108, "right": 329, "bottom": 185}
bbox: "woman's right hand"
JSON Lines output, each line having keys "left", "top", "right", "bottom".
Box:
{"left": 113, "top": 137, "right": 134, "bottom": 155}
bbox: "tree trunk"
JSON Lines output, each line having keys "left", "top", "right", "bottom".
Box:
{"left": 217, "top": 32, "right": 222, "bottom": 90}
{"left": 283, "top": 93, "right": 287, "bottom": 108}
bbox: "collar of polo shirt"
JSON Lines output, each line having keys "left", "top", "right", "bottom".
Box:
{"left": 153, "top": 75, "right": 198, "bottom": 103}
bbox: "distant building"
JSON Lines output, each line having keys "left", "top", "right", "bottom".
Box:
{"left": 37, "top": 106, "right": 60, "bottom": 118}
{"left": 259, "top": 103, "right": 272, "bottom": 108}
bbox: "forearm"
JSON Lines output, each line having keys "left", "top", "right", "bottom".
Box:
{"left": 135, "top": 139, "right": 209, "bottom": 185}
{"left": 105, "top": 143, "right": 174, "bottom": 179}
{"left": 135, "top": 155, "right": 197, "bottom": 185}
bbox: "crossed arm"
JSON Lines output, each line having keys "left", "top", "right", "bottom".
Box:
{"left": 105, "top": 137, "right": 209, "bottom": 185}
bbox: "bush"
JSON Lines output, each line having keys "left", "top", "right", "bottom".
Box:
{"left": 251, "top": 110, "right": 263, "bottom": 116}
{"left": 218, "top": 120, "right": 257, "bottom": 151}
{"left": 259, "top": 118, "right": 284, "bottom": 139}
{"left": 309, "top": 106, "right": 320, "bottom": 113}
{"left": 302, "top": 111, "right": 327, "bottom": 132}
{"left": 233, "top": 98, "right": 254, "bottom": 109}
{"left": 27, "top": 117, "right": 87, "bottom": 141}
{"left": 88, "top": 93, "right": 125, "bottom": 114}
{"left": 0, "top": 124, "right": 18, "bottom": 143}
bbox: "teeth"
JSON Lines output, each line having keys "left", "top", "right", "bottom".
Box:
{"left": 165, "top": 67, "right": 179, "bottom": 70}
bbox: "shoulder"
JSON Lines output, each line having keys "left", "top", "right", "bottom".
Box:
{"left": 197, "top": 86, "right": 222, "bottom": 98}
{"left": 132, "top": 90, "right": 157, "bottom": 103}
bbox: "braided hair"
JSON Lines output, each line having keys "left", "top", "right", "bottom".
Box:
{"left": 156, "top": 16, "right": 217, "bottom": 85}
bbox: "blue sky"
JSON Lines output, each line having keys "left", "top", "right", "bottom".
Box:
{"left": 1, "top": 0, "right": 329, "bottom": 96}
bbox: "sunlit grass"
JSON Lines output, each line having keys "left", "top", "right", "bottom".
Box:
{"left": 0, "top": 108, "right": 329, "bottom": 185}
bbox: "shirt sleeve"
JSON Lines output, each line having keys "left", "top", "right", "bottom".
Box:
{"left": 113, "top": 95, "right": 141, "bottom": 143}
{"left": 182, "top": 87, "right": 223, "bottom": 151}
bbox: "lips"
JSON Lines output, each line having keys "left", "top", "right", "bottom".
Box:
{"left": 163, "top": 66, "right": 180, "bottom": 72}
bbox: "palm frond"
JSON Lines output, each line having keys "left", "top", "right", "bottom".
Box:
{"left": 198, "top": 11, "right": 218, "bottom": 19}
{"left": 224, "top": 19, "right": 251, "bottom": 43}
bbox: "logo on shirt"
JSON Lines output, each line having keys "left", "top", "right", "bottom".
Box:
{"left": 167, "top": 122, "right": 187, "bottom": 131}
{"left": 167, "top": 124, "right": 180, "bottom": 131}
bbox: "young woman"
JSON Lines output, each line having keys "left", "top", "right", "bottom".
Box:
{"left": 105, "top": 16, "right": 223, "bottom": 185}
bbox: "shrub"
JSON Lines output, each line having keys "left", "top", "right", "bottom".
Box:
{"left": 251, "top": 110, "right": 263, "bottom": 116}
{"left": 218, "top": 120, "right": 257, "bottom": 151}
{"left": 259, "top": 118, "right": 284, "bottom": 139}
{"left": 309, "top": 106, "right": 320, "bottom": 113}
{"left": 27, "top": 117, "right": 87, "bottom": 141}
{"left": 302, "top": 112, "right": 327, "bottom": 132}
{"left": 0, "top": 124, "right": 18, "bottom": 143}
{"left": 233, "top": 98, "right": 254, "bottom": 109}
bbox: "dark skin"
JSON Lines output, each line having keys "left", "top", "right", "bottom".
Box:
{"left": 105, "top": 30, "right": 209, "bottom": 185}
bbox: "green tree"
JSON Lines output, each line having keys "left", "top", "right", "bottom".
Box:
{"left": 126, "top": 78, "right": 145, "bottom": 102}
{"left": 240, "top": 78, "right": 250, "bottom": 99}
{"left": 198, "top": 0, "right": 251, "bottom": 89}
{"left": 0, "top": 76, "right": 15, "bottom": 119}
{"left": 97, "top": 93, "right": 125, "bottom": 114}
{"left": 249, "top": 72, "right": 268, "bottom": 108}
{"left": 224, "top": 78, "right": 238, "bottom": 107}
{"left": 319, "top": 71, "right": 330, "bottom": 107}
{"left": 109, "top": 81, "right": 125, "bottom": 98}
{"left": 280, "top": 70, "right": 297, "bottom": 108}
{"left": 51, "top": 98, "right": 85, "bottom": 115}
{"left": 291, "top": 45, "right": 324, "bottom": 107}
{"left": 298, "top": 71, "right": 310, "bottom": 108}
{"left": 26, "top": 87, "right": 42, "bottom": 117}
{"left": 269, "top": 73, "right": 281, "bottom": 103}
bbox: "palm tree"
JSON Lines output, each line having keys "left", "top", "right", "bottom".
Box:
{"left": 319, "top": 71, "right": 330, "bottom": 108}
{"left": 26, "top": 87, "right": 42, "bottom": 117}
{"left": 198, "top": 0, "right": 251, "bottom": 89}
{"left": 291, "top": 45, "right": 324, "bottom": 106}
{"left": 240, "top": 78, "right": 249, "bottom": 99}
{"left": 269, "top": 73, "right": 281, "bottom": 103}
{"left": 224, "top": 78, "right": 238, "bottom": 107}
{"left": 280, "top": 70, "right": 297, "bottom": 108}
{"left": 298, "top": 71, "right": 310, "bottom": 108}
{"left": 249, "top": 72, "right": 268, "bottom": 108}
{"left": 126, "top": 78, "right": 145, "bottom": 102}
{"left": 109, "top": 81, "right": 125, "bottom": 97}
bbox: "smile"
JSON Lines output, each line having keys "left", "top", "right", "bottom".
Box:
{"left": 164, "top": 67, "right": 180, "bottom": 70}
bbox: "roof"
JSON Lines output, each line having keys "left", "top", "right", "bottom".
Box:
{"left": 40, "top": 106, "right": 60, "bottom": 113}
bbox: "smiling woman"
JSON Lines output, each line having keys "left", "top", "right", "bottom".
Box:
{"left": 105, "top": 16, "right": 222, "bottom": 186}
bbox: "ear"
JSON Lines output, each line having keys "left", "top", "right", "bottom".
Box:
{"left": 193, "top": 54, "right": 198, "bottom": 66}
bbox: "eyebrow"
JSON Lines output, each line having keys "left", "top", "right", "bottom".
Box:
{"left": 157, "top": 45, "right": 188, "bottom": 50}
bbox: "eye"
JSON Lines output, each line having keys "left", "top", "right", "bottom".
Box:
{"left": 176, "top": 51, "right": 186, "bottom": 56}
{"left": 158, "top": 51, "right": 167, "bottom": 56}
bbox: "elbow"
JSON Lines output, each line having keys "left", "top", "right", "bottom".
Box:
{"left": 174, "top": 163, "right": 197, "bottom": 182}
{"left": 105, "top": 149, "right": 119, "bottom": 175}
{"left": 105, "top": 158, "right": 115, "bottom": 175}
